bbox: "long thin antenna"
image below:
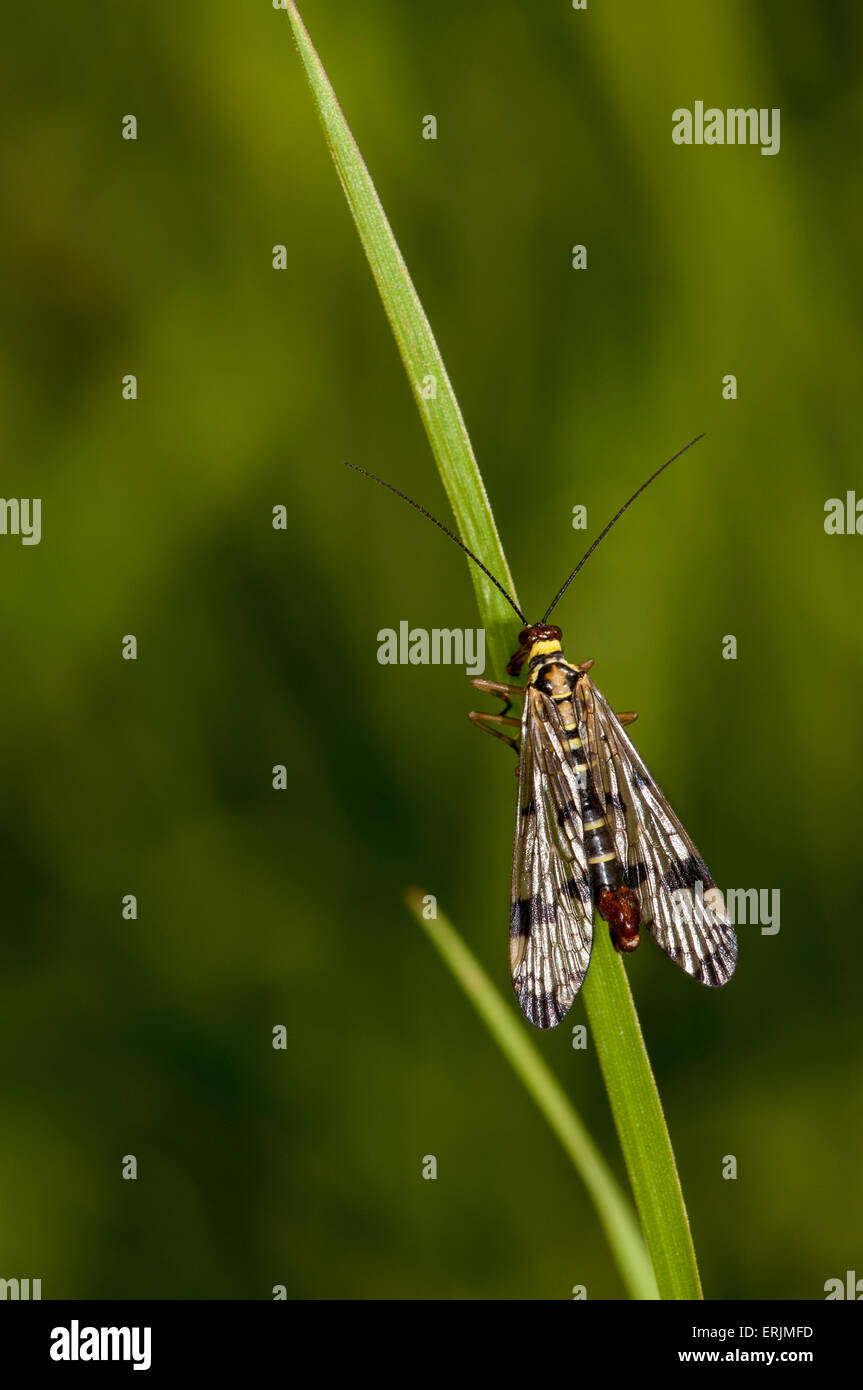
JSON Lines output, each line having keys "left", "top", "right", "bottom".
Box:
{"left": 344, "top": 461, "right": 527, "bottom": 624}
{"left": 542, "top": 433, "right": 705, "bottom": 622}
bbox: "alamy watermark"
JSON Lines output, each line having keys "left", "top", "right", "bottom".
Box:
{"left": 377, "top": 622, "right": 486, "bottom": 676}
{"left": 824, "top": 492, "right": 863, "bottom": 534}
{"left": 672, "top": 103, "right": 780, "bottom": 156}
{"left": 671, "top": 882, "right": 780, "bottom": 934}
{"left": 0, "top": 498, "right": 41, "bottom": 545}
{"left": 0, "top": 1276, "right": 41, "bottom": 1299}
{"left": 50, "top": 1322, "right": 151, "bottom": 1371}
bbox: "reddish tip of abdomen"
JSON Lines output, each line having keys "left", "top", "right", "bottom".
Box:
{"left": 597, "top": 885, "right": 641, "bottom": 954}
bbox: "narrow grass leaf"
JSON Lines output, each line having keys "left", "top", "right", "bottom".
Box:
{"left": 406, "top": 890, "right": 659, "bottom": 1301}
{"left": 583, "top": 924, "right": 703, "bottom": 1298}
{"left": 286, "top": 1, "right": 517, "bottom": 674}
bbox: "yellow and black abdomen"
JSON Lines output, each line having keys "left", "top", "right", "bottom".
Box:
{"left": 530, "top": 651, "right": 639, "bottom": 949}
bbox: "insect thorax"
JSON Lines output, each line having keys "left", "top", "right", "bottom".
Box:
{"left": 526, "top": 638, "right": 569, "bottom": 678}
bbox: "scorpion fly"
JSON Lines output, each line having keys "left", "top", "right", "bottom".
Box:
{"left": 346, "top": 436, "right": 736, "bottom": 1029}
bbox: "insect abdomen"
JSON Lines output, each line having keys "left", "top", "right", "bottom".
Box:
{"left": 583, "top": 808, "right": 621, "bottom": 898}
{"left": 583, "top": 802, "right": 641, "bottom": 952}
{"left": 543, "top": 655, "right": 642, "bottom": 953}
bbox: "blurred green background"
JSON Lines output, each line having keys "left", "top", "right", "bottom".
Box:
{"left": 0, "top": 0, "right": 860, "bottom": 1299}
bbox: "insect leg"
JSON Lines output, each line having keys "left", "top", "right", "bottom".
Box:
{"left": 468, "top": 709, "right": 520, "bottom": 752}
{"left": 470, "top": 677, "right": 524, "bottom": 721}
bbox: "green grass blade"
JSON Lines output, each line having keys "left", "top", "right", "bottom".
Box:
{"left": 582, "top": 925, "right": 702, "bottom": 1298}
{"left": 287, "top": 2, "right": 704, "bottom": 1301}
{"left": 285, "top": 1, "right": 518, "bottom": 676}
{"left": 406, "top": 890, "right": 659, "bottom": 1301}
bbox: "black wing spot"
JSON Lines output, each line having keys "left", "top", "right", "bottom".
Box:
{"left": 520, "top": 797, "right": 538, "bottom": 817}
{"left": 562, "top": 875, "right": 592, "bottom": 907}
{"left": 633, "top": 773, "right": 652, "bottom": 790}
{"left": 697, "top": 939, "right": 737, "bottom": 987}
{"left": 517, "top": 987, "right": 569, "bottom": 1030}
{"left": 509, "top": 896, "right": 557, "bottom": 937}
{"left": 556, "top": 799, "right": 579, "bottom": 827}
{"left": 625, "top": 861, "right": 650, "bottom": 886}
{"left": 662, "top": 855, "right": 713, "bottom": 892}
{"left": 605, "top": 792, "right": 627, "bottom": 816}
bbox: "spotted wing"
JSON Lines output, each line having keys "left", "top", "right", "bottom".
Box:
{"left": 510, "top": 686, "right": 594, "bottom": 1028}
{"left": 578, "top": 677, "right": 736, "bottom": 987}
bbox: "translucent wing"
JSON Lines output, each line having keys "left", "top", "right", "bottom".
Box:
{"left": 510, "top": 687, "right": 594, "bottom": 1028}
{"left": 578, "top": 677, "right": 736, "bottom": 987}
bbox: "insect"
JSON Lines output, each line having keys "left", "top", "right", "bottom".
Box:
{"left": 347, "top": 437, "right": 736, "bottom": 1029}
